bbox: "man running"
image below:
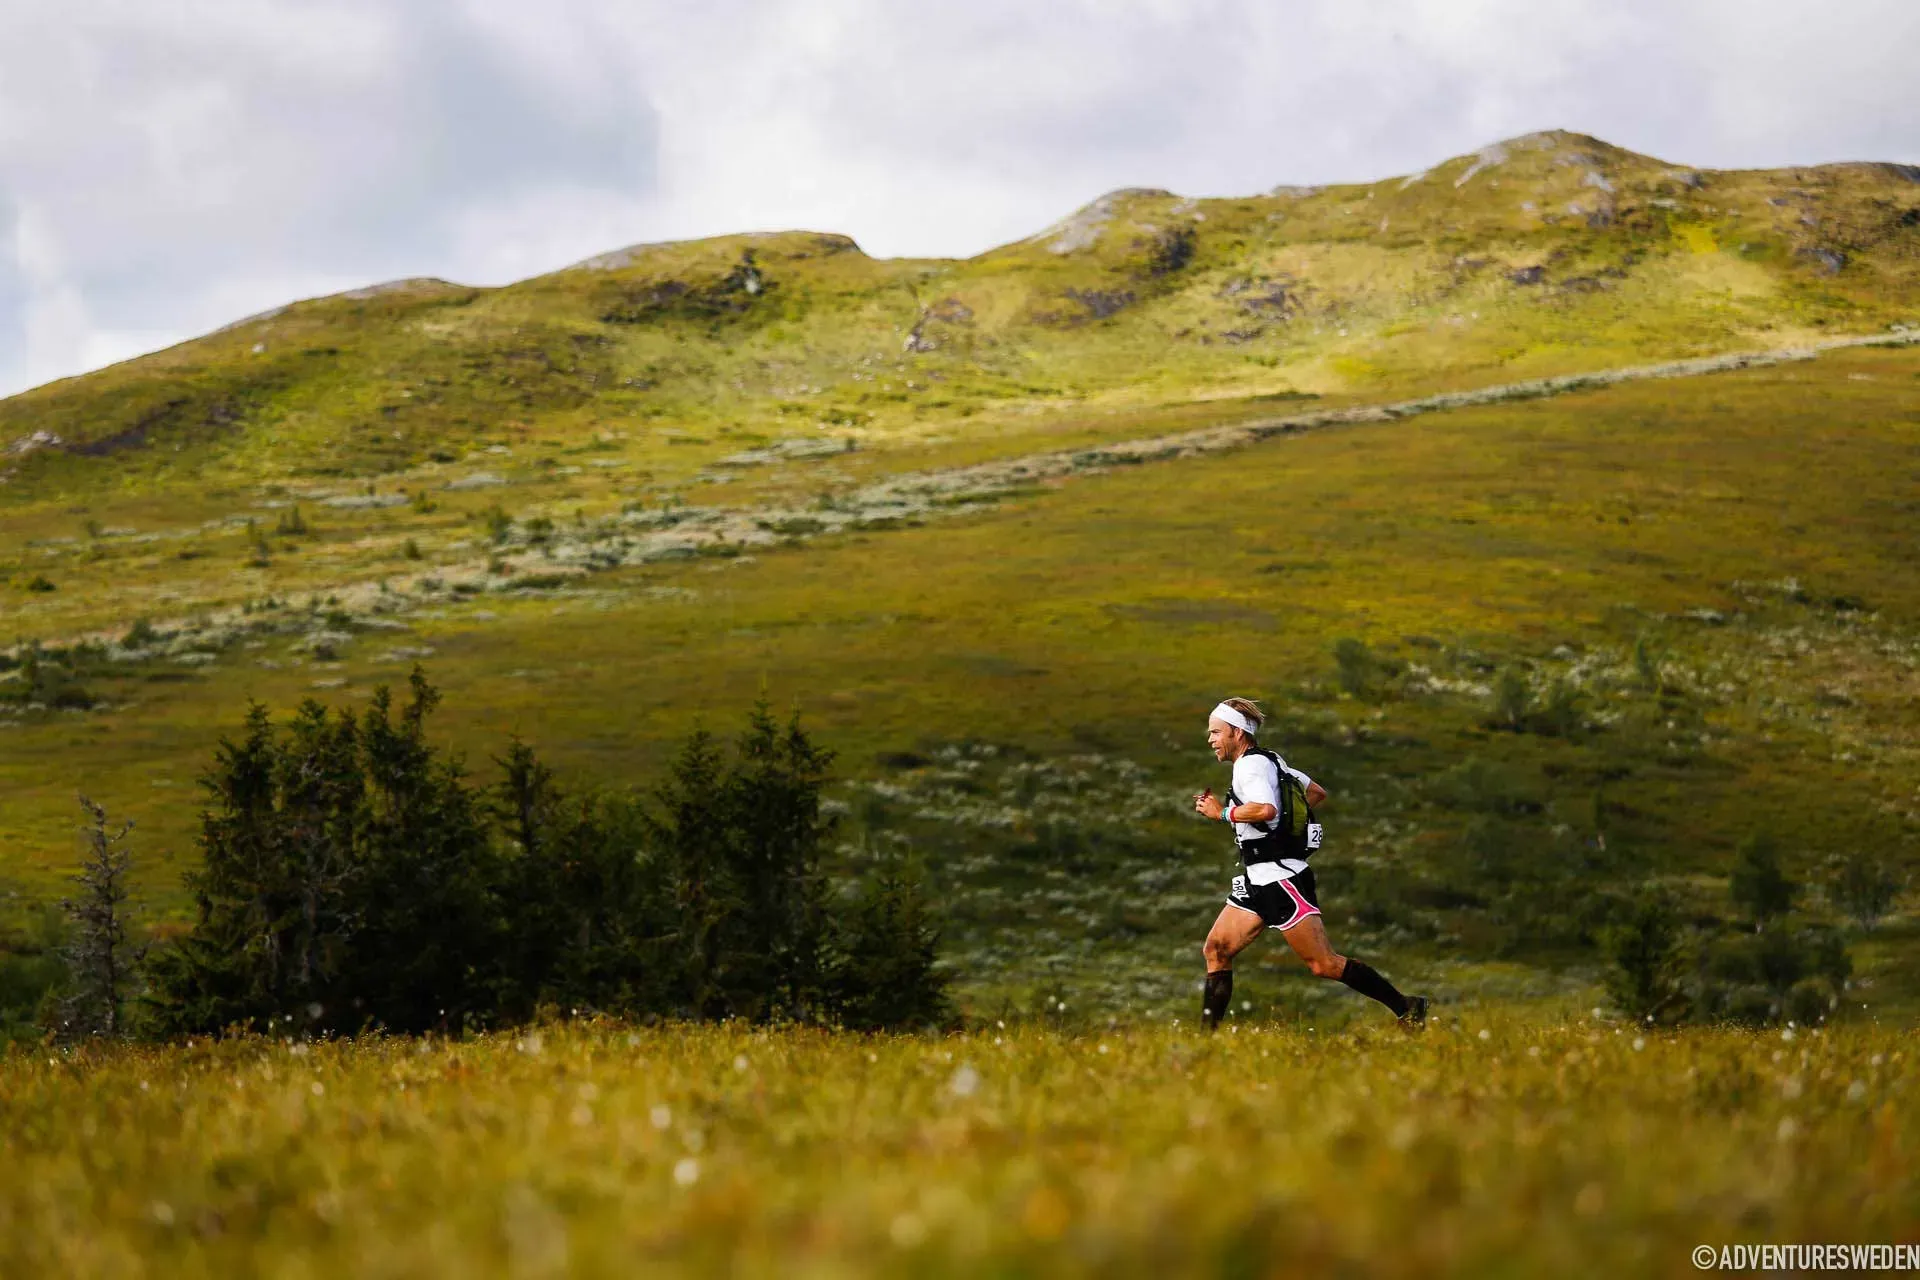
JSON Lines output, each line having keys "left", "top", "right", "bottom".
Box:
{"left": 1191, "top": 697, "right": 1427, "bottom": 1030}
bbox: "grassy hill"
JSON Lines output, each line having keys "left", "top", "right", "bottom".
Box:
{"left": 2, "top": 131, "right": 1918, "bottom": 1023}
{"left": 7, "top": 128, "right": 1920, "bottom": 484}
{"left": 3, "top": 130, "right": 1918, "bottom": 644}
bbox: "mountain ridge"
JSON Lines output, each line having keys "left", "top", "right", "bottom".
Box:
{"left": 13, "top": 127, "right": 1919, "bottom": 406}
{"left": 2, "top": 127, "right": 1916, "bottom": 503}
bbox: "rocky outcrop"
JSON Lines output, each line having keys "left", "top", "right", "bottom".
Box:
{"left": 5, "top": 430, "right": 64, "bottom": 456}
{"left": 1039, "top": 189, "right": 1171, "bottom": 255}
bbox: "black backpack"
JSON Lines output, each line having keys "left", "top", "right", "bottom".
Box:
{"left": 1274, "top": 764, "right": 1315, "bottom": 860}
{"left": 1237, "top": 749, "right": 1321, "bottom": 861}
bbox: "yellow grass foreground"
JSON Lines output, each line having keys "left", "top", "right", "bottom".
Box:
{"left": 2, "top": 1019, "right": 1912, "bottom": 1278}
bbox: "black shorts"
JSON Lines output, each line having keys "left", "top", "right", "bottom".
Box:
{"left": 1226, "top": 864, "right": 1321, "bottom": 931}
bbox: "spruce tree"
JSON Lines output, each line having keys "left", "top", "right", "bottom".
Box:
{"left": 1729, "top": 833, "right": 1795, "bottom": 929}
{"left": 150, "top": 670, "right": 501, "bottom": 1034}
{"left": 147, "top": 678, "right": 950, "bottom": 1036}
{"left": 829, "top": 857, "right": 950, "bottom": 1031}
{"left": 645, "top": 728, "right": 739, "bottom": 1017}
{"left": 1599, "top": 888, "right": 1685, "bottom": 1024}
{"left": 721, "top": 701, "right": 836, "bottom": 1018}
{"left": 147, "top": 699, "right": 362, "bottom": 1034}
{"left": 53, "top": 797, "right": 143, "bottom": 1041}
{"left": 334, "top": 671, "right": 501, "bottom": 1032}
{"left": 492, "top": 740, "right": 668, "bottom": 1018}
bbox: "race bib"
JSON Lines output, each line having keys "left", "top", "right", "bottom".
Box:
{"left": 1230, "top": 875, "right": 1248, "bottom": 900}
{"left": 1306, "top": 823, "right": 1324, "bottom": 851}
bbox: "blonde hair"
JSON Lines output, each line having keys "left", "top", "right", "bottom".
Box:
{"left": 1220, "top": 696, "right": 1264, "bottom": 736}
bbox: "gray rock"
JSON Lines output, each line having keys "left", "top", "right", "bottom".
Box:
{"left": 1454, "top": 144, "right": 1508, "bottom": 188}
{"left": 1040, "top": 189, "right": 1170, "bottom": 254}
{"left": 339, "top": 277, "right": 451, "bottom": 301}
{"left": 4, "top": 430, "right": 64, "bottom": 457}
{"left": 445, "top": 472, "right": 507, "bottom": 491}
{"left": 1798, "top": 247, "right": 1847, "bottom": 275}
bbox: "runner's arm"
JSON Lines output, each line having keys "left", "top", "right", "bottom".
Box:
{"left": 1192, "top": 791, "right": 1276, "bottom": 823}
{"left": 1201, "top": 755, "right": 1285, "bottom": 824}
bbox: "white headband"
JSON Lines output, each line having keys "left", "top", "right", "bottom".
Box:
{"left": 1210, "top": 702, "right": 1257, "bottom": 736}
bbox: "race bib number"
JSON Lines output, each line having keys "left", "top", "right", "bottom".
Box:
{"left": 1230, "top": 875, "right": 1249, "bottom": 900}
{"left": 1305, "top": 823, "right": 1324, "bottom": 851}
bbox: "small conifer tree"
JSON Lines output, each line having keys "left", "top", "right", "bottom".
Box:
{"left": 53, "top": 797, "right": 143, "bottom": 1040}
{"left": 1729, "top": 833, "right": 1795, "bottom": 929}
{"left": 1599, "top": 889, "right": 1685, "bottom": 1024}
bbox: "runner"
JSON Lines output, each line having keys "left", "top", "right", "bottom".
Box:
{"left": 1191, "top": 697, "right": 1428, "bottom": 1030}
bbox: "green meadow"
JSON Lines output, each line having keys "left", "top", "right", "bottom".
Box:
{"left": 5, "top": 342, "right": 1918, "bottom": 1022}
{"left": 3, "top": 1021, "right": 1913, "bottom": 1277}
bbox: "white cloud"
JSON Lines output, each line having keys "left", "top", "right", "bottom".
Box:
{"left": 0, "top": 0, "right": 658, "bottom": 395}
{"left": 2, "top": 0, "right": 1915, "bottom": 398}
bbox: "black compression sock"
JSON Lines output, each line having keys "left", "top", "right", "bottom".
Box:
{"left": 1339, "top": 958, "right": 1411, "bottom": 1018}
{"left": 1202, "top": 970, "right": 1233, "bottom": 1030}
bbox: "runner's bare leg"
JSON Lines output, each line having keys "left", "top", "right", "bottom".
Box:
{"left": 1284, "top": 913, "right": 1417, "bottom": 1019}
{"left": 1279, "top": 914, "right": 1347, "bottom": 979}
{"left": 1204, "top": 903, "right": 1264, "bottom": 971}
{"left": 1200, "top": 904, "right": 1263, "bottom": 1027}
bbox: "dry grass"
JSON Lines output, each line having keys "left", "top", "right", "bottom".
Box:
{"left": 2, "top": 1017, "right": 1911, "bottom": 1277}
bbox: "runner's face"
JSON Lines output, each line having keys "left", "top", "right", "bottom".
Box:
{"left": 1207, "top": 718, "right": 1244, "bottom": 761}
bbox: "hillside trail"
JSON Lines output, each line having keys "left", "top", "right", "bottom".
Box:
{"left": 832, "top": 329, "right": 1920, "bottom": 517}
{"left": 23, "top": 328, "right": 1920, "bottom": 658}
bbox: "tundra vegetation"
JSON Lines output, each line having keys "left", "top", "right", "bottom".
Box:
{"left": 2, "top": 1021, "right": 1913, "bottom": 1277}
{"left": 0, "top": 133, "right": 1917, "bottom": 1274}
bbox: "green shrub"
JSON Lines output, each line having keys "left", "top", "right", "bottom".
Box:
{"left": 1332, "top": 637, "right": 1375, "bottom": 697}
{"left": 0, "top": 905, "right": 67, "bottom": 1045}
{"left": 1632, "top": 632, "right": 1664, "bottom": 693}
{"left": 0, "top": 646, "right": 95, "bottom": 710}
{"left": 1785, "top": 979, "right": 1835, "bottom": 1026}
{"left": 1729, "top": 834, "right": 1795, "bottom": 928}
{"left": 1534, "top": 679, "right": 1584, "bottom": 737}
{"left": 1695, "top": 926, "right": 1849, "bottom": 1026}
{"left": 1829, "top": 848, "right": 1902, "bottom": 930}
{"left": 1431, "top": 758, "right": 1545, "bottom": 816}
{"left": 1599, "top": 889, "right": 1687, "bottom": 1024}
{"left": 504, "top": 572, "right": 571, "bottom": 591}
{"left": 1490, "top": 668, "right": 1531, "bottom": 729}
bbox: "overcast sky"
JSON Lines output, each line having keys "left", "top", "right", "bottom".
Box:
{"left": 2, "top": 0, "right": 1915, "bottom": 400}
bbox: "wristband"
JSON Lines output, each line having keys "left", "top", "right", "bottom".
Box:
{"left": 1221, "top": 803, "right": 1235, "bottom": 824}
